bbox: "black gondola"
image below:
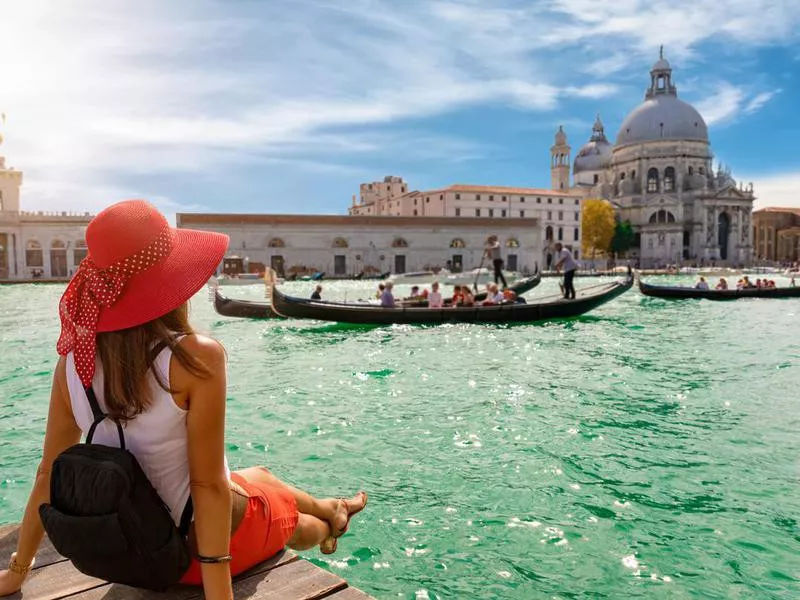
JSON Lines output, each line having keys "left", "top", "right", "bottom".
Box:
{"left": 639, "top": 279, "right": 800, "bottom": 300}
{"left": 269, "top": 275, "right": 632, "bottom": 325}
{"left": 211, "top": 271, "right": 542, "bottom": 320}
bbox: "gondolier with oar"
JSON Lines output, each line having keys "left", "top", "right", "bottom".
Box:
{"left": 553, "top": 242, "right": 577, "bottom": 300}
{"left": 484, "top": 235, "right": 508, "bottom": 289}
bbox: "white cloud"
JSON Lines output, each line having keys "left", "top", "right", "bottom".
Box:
{"left": 744, "top": 90, "right": 781, "bottom": 114}
{"left": 695, "top": 83, "right": 747, "bottom": 125}
{"left": 749, "top": 172, "right": 800, "bottom": 210}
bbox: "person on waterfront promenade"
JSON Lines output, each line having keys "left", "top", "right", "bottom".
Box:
{"left": 428, "top": 282, "right": 443, "bottom": 308}
{"left": 0, "top": 200, "right": 367, "bottom": 600}
{"left": 380, "top": 280, "right": 396, "bottom": 307}
{"left": 311, "top": 284, "right": 323, "bottom": 300}
{"left": 553, "top": 242, "right": 578, "bottom": 300}
{"left": 715, "top": 278, "right": 728, "bottom": 290}
{"left": 695, "top": 277, "right": 709, "bottom": 290}
{"left": 484, "top": 235, "right": 508, "bottom": 289}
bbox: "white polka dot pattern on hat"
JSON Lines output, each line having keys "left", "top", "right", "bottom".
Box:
{"left": 56, "top": 225, "right": 174, "bottom": 387}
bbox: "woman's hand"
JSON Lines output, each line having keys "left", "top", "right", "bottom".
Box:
{"left": 0, "top": 568, "right": 26, "bottom": 596}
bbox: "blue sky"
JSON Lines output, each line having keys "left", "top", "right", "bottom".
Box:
{"left": 1, "top": 0, "right": 799, "bottom": 222}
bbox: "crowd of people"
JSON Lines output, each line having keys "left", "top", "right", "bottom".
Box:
{"left": 695, "top": 275, "right": 796, "bottom": 290}
{"left": 373, "top": 280, "right": 524, "bottom": 309}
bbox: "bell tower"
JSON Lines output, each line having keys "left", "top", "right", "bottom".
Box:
{"left": 0, "top": 121, "right": 23, "bottom": 213}
{"left": 550, "top": 125, "right": 570, "bottom": 190}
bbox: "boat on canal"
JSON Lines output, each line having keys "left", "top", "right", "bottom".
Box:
{"left": 268, "top": 273, "right": 632, "bottom": 325}
{"left": 638, "top": 279, "right": 800, "bottom": 300}
{"left": 212, "top": 271, "right": 542, "bottom": 320}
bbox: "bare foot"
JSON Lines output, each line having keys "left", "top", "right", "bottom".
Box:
{"left": 319, "top": 492, "right": 368, "bottom": 554}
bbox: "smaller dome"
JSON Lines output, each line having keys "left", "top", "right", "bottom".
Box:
{"left": 574, "top": 114, "right": 614, "bottom": 174}
{"left": 652, "top": 58, "right": 671, "bottom": 71}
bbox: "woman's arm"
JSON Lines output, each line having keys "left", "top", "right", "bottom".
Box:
{"left": 0, "top": 357, "right": 81, "bottom": 596}
{"left": 180, "top": 335, "right": 233, "bottom": 600}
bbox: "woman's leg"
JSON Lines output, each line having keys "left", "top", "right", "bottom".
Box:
{"left": 234, "top": 467, "right": 365, "bottom": 534}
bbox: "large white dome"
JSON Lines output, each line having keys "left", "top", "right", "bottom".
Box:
{"left": 616, "top": 95, "right": 708, "bottom": 146}
{"left": 615, "top": 55, "right": 709, "bottom": 147}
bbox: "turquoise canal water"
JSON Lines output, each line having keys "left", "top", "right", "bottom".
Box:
{"left": 1, "top": 276, "right": 799, "bottom": 599}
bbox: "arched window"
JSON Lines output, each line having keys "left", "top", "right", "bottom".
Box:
{"left": 647, "top": 168, "right": 659, "bottom": 192}
{"left": 332, "top": 237, "right": 348, "bottom": 248}
{"left": 392, "top": 238, "right": 408, "bottom": 248}
{"left": 26, "top": 240, "right": 43, "bottom": 267}
{"left": 505, "top": 238, "right": 519, "bottom": 248}
{"left": 50, "top": 240, "right": 67, "bottom": 277}
{"left": 688, "top": 166, "right": 694, "bottom": 176}
{"left": 268, "top": 238, "right": 285, "bottom": 248}
{"left": 545, "top": 226, "right": 553, "bottom": 241}
{"left": 664, "top": 167, "right": 675, "bottom": 192}
{"left": 73, "top": 239, "right": 88, "bottom": 265}
{"left": 649, "top": 210, "right": 676, "bottom": 224}
{"left": 449, "top": 238, "right": 465, "bottom": 248}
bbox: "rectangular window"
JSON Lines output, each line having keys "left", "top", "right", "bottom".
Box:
{"left": 426, "top": 197, "right": 430, "bottom": 203}
{"left": 334, "top": 255, "right": 347, "bottom": 276}
{"left": 558, "top": 211, "right": 563, "bottom": 220}
{"left": 537, "top": 198, "right": 541, "bottom": 204}
{"left": 559, "top": 198, "right": 563, "bottom": 204}
{"left": 475, "top": 209, "right": 481, "bottom": 217}
{"left": 547, "top": 211, "right": 552, "bottom": 220}
{"left": 502, "top": 196, "right": 507, "bottom": 202}
{"left": 520, "top": 197, "right": 526, "bottom": 203}
{"left": 574, "top": 199, "right": 579, "bottom": 206}
{"left": 476, "top": 195, "right": 481, "bottom": 200}
{"left": 547, "top": 198, "right": 552, "bottom": 204}
{"left": 558, "top": 227, "right": 563, "bottom": 241}
{"left": 501, "top": 209, "right": 507, "bottom": 217}
{"left": 520, "top": 210, "right": 525, "bottom": 218}
{"left": 489, "top": 195, "right": 494, "bottom": 201}
{"left": 455, "top": 193, "right": 461, "bottom": 200}
{"left": 574, "top": 228, "right": 579, "bottom": 241}
{"left": 414, "top": 198, "right": 418, "bottom": 205}
{"left": 489, "top": 209, "right": 494, "bottom": 217}
{"left": 575, "top": 212, "right": 579, "bottom": 221}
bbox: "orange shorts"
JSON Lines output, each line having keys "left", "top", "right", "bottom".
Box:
{"left": 179, "top": 471, "right": 299, "bottom": 585}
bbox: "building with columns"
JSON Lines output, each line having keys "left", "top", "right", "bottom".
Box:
{"left": 0, "top": 134, "right": 92, "bottom": 280}
{"left": 566, "top": 51, "right": 756, "bottom": 268}
{"left": 752, "top": 207, "right": 800, "bottom": 264}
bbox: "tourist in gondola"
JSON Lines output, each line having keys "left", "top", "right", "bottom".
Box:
{"left": 553, "top": 242, "right": 577, "bottom": 300}
{"left": 0, "top": 201, "right": 368, "bottom": 600}
{"left": 460, "top": 286, "right": 475, "bottom": 307}
{"left": 695, "top": 277, "right": 709, "bottom": 290}
{"left": 484, "top": 235, "right": 508, "bottom": 289}
{"left": 451, "top": 285, "right": 463, "bottom": 306}
{"left": 428, "top": 282, "right": 443, "bottom": 308}
{"left": 715, "top": 278, "right": 728, "bottom": 290}
{"left": 380, "top": 281, "right": 396, "bottom": 307}
{"left": 310, "top": 285, "right": 322, "bottom": 300}
{"left": 375, "top": 282, "right": 385, "bottom": 300}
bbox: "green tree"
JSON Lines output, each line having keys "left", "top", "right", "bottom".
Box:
{"left": 581, "top": 199, "right": 616, "bottom": 258}
{"left": 610, "top": 219, "right": 635, "bottom": 255}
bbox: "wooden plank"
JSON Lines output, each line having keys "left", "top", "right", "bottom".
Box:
{"left": 3, "top": 559, "right": 106, "bottom": 600}
{"left": 325, "top": 586, "right": 376, "bottom": 599}
{"left": 227, "top": 559, "right": 347, "bottom": 600}
{"left": 0, "top": 524, "right": 66, "bottom": 570}
{"left": 62, "top": 550, "right": 298, "bottom": 599}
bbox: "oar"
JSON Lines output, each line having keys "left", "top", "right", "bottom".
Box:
{"left": 473, "top": 253, "right": 486, "bottom": 293}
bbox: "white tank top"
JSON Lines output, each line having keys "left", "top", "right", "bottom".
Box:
{"left": 66, "top": 342, "right": 230, "bottom": 527}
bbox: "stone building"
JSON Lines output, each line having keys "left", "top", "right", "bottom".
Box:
{"left": 0, "top": 135, "right": 92, "bottom": 280}
{"left": 176, "top": 213, "right": 542, "bottom": 276}
{"left": 752, "top": 207, "right": 800, "bottom": 263}
{"left": 567, "top": 51, "right": 756, "bottom": 267}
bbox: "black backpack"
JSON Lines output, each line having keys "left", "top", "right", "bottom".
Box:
{"left": 39, "top": 385, "right": 194, "bottom": 590}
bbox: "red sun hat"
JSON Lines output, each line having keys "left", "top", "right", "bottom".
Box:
{"left": 57, "top": 199, "right": 229, "bottom": 387}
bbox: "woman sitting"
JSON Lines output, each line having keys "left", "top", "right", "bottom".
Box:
{"left": 715, "top": 278, "right": 728, "bottom": 290}
{"left": 0, "top": 200, "right": 367, "bottom": 600}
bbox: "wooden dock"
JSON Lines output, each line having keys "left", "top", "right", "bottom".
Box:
{"left": 1, "top": 524, "right": 375, "bottom": 600}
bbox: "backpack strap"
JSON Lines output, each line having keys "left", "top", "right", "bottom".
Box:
{"left": 178, "top": 497, "right": 193, "bottom": 538}
{"left": 85, "top": 386, "right": 126, "bottom": 450}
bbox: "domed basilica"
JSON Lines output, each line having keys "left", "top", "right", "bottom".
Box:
{"left": 551, "top": 51, "right": 756, "bottom": 268}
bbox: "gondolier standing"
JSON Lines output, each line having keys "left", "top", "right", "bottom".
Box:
{"left": 485, "top": 235, "right": 508, "bottom": 289}
{"left": 553, "top": 242, "right": 577, "bottom": 300}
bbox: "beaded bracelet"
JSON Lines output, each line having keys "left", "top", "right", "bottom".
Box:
{"left": 196, "top": 553, "right": 233, "bottom": 564}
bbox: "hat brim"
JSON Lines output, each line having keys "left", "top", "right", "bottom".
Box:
{"left": 96, "top": 227, "right": 229, "bottom": 332}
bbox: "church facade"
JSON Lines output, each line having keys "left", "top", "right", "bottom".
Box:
{"left": 558, "top": 52, "right": 756, "bottom": 268}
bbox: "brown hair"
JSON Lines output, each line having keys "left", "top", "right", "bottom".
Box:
{"left": 95, "top": 303, "right": 212, "bottom": 422}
